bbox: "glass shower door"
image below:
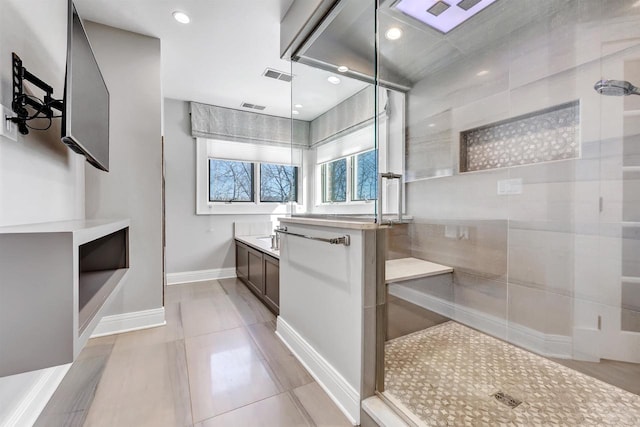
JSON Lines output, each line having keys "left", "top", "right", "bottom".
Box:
{"left": 289, "top": 0, "right": 379, "bottom": 222}
{"left": 377, "top": 0, "right": 640, "bottom": 424}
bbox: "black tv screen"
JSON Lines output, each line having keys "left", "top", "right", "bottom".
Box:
{"left": 61, "top": 0, "right": 110, "bottom": 171}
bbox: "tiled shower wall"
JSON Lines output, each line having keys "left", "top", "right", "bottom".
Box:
{"left": 396, "top": 0, "right": 640, "bottom": 358}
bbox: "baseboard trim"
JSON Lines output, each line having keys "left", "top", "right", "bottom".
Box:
{"left": 276, "top": 317, "right": 359, "bottom": 425}
{"left": 166, "top": 268, "right": 236, "bottom": 285}
{"left": 388, "top": 284, "right": 572, "bottom": 359}
{"left": 91, "top": 307, "right": 166, "bottom": 338}
{"left": 2, "top": 363, "right": 71, "bottom": 427}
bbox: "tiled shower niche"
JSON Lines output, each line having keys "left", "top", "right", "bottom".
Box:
{"left": 460, "top": 101, "right": 580, "bottom": 172}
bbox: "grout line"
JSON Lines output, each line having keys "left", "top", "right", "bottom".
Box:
{"left": 172, "top": 293, "right": 197, "bottom": 426}
{"left": 193, "top": 391, "right": 289, "bottom": 424}
{"left": 288, "top": 389, "right": 318, "bottom": 427}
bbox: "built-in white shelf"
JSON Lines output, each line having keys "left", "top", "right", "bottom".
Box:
{"left": 386, "top": 257, "right": 453, "bottom": 284}
{"left": 623, "top": 166, "right": 640, "bottom": 173}
{"left": 0, "top": 219, "right": 129, "bottom": 377}
{"left": 622, "top": 276, "right": 640, "bottom": 284}
{"left": 623, "top": 110, "right": 640, "bottom": 117}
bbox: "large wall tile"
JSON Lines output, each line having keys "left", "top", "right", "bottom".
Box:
{"left": 507, "top": 283, "right": 572, "bottom": 336}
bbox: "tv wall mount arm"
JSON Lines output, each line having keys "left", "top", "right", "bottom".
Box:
{"left": 7, "top": 52, "right": 63, "bottom": 135}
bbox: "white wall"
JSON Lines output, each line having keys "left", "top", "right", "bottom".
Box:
{"left": 84, "top": 22, "right": 163, "bottom": 315}
{"left": 0, "top": 1, "right": 84, "bottom": 424}
{"left": 163, "top": 98, "right": 273, "bottom": 275}
{"left": 0, "top": 0, "right": 85, "bottom": 226}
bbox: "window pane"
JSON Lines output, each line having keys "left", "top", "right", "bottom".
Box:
{"left": 353, "top": 150, "right": 378, "bottom": 201}
{"left": 209, "top": 159, "right": 254, "bottom": 202}
{"left": 322, "top": 158, "right": 347, "bottom": 202}
{"left": 260, "top": 163, "right": 298, "bottom": 202}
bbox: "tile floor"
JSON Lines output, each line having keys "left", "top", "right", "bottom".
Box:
{"left": 36, "top": 279, "right": 352, "bottom": 427}
{"left": 384, "top": 321, "right": 640, "bottom": 426}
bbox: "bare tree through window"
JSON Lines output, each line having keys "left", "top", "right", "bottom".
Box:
{"left": 322, "top": 158, "right": 347, "bottom": 202}
{"left": 209, "top": 159, "right": 254, "bottom": 202}
{"left": 260, "top": 164, "right": 298, "bottom": 202}
{"left": 353, "top": 150, "right": 377, "bottom": 201}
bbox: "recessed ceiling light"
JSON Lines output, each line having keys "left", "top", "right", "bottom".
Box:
{"left": 385, "top": 27, "right": 403, "bottom": 40}
{"left": 327, "top": 76, "right": 341, "bottom": 85}
{"left": 476, "top": 70, "right": 489, "bottom": 76}
{"left": 428, "top": 123, "right": 436, "bottom": 127}
{"left": 292, "top": 110, "right": 300, "bottom": 115}
{"left": 294, "top": 104, "right": 303, "bottom": 108}
{"left": 337, "top": 65, "right": 349, "bottom": 73}
{"left": 172, "top": 11, "right": 191, "bottom": 24}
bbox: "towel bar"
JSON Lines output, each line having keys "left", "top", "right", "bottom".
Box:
{"left": 275, "top": 226, "right": 350, "bottom": 246}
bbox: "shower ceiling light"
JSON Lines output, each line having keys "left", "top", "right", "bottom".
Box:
{"left": 172, "top": 11, "right": 191, "bottom": 24}
{"left": 385, "top": 27, "right": 403, "bottom": 40}
{"left": 294, "top": 104, "right": 303, "bottom": 108}
{"left": 476, "top": 70, "right": 489, "bottom": 76}
{"left": 337, "top": 65, "right": 349, "bottom": 73}
{"left": 327, "top": 76, "right": 341, "bottom": 85}
{"left": 395, "top": 0, "right": 497, "bottom": 34}
{"left": 292, "top": 110, "right": 300, "bottom": 115}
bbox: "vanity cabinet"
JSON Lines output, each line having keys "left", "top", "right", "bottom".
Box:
{"left": 263, "top": 254, "right": 280, "bottom": 313}
{"left": 235, "top": 240, "right": 279, "bottom": 315}
{"left": 247, "top": 246, "right": 265, "bottom": 295}
{"left": 236, "top": 242, "right": 249, "bottom": 280}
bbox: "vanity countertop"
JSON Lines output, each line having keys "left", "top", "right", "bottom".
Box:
{"left": 279, "top": 216, "right": 385, "bottom": 230}
{"left": 235, "top": 235, "right": 280, "bottom": 259}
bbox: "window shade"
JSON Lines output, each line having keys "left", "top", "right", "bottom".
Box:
{"left": 191, "top": 102, "right": 309, "bottom": 147}
{"left": 201, "top": 138, "right": 302, "bottom": 166}
{"left": 315, "top": 124, "right": 376, "bottom": 164}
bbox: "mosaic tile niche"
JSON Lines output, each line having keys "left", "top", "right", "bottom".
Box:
{"left": 460, "top": 101, "right": 580, "bottom": 172}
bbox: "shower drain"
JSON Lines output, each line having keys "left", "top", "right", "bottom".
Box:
{"left": 492, "top": 391, "right": 523, "bottom": 409}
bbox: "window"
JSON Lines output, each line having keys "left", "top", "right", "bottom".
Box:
{"left": 260, "top": 163, "right": 298, "bottom": 203}
{"left": 197, "top": 138, "right": 303, "bottom": 214}
{"left": 322, "top": 158, "right": 347, "bottom": 202}
{"left": 320, "top": 150, "right": 377, "bottom": 204}
{"left": 208, "top": 159, "right": 299, "bottom": 204}
{"left": 209, "top": 159, "right": 254, "bottom": 202}
{"left": 352, "top": 150, "right": 377, "bottom": 201}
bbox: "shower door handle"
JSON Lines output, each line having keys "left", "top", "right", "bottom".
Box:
{"left": 377, "top": 172, "right": 403, "bottom": 225}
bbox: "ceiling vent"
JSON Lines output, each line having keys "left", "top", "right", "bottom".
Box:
{"left": 457, "top": 0, "right": 482, "bottom": 11}
{"left": 263, "top": 68, "right": 293, "bottom": 82}
{"left": 241, "top": 102, "right": 266, "bottom": 111}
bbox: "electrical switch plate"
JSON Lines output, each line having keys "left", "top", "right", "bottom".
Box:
{"left": 0, "top": 105, "right": 18, "bottom": 142}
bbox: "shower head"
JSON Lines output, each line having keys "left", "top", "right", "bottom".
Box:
{"left": 594, "top": 79, "right": 640, "bottom": 96}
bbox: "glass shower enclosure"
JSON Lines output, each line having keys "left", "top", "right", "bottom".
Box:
{"left": 291, "top": 0, "right": 640, "bottom": 424}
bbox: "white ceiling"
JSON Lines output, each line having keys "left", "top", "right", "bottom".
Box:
{"left": 74, "top": 0, "right": 368, "bottom": 121}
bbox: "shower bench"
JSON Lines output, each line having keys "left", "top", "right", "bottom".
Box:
{"left": 385, "top": 257, "right": 452, "bottom": 283}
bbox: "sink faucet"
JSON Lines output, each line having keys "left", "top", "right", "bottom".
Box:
{"left": 270, "top": 233, "right": 280, "bottom": 250}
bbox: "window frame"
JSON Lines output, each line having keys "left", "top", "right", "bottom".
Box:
{"left": 259, "top": 162, "right": 299, "bottom": 204}
{"left": 196, "top": 138, "right": 303, "bottom": 215}
{"left": 206, "top": 157, "right": 300, "bottom": 208}
{"left": 208, "top": 159, "right": 256, "bottom": 203}
{"left": 351, "top": 149, "right": 378, "bottom": 202}
{"left": 321, "top": 157, "right": 348, "bottom": 203}
{"left": 317, "top": 149, "right": 378, "bottom": 205}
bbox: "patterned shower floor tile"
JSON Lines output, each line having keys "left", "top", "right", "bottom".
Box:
{"left": 384, "top": 321, "right": 640, "bottom": 426}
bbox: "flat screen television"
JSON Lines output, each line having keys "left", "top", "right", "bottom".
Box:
{"left": 61, "top": 0, "right": 110, "bottom": 171}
